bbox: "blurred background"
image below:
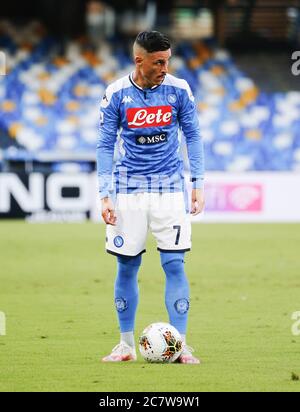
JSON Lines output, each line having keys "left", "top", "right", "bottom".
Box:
{"left": 0, "top": 0, "right": 300, "bottom": 222}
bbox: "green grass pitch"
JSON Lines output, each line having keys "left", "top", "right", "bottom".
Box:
{"left": 0, "top": 222, "right": 299, "bottom": 392}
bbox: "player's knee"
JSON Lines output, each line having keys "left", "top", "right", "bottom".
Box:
{"left": 117, "top": 254, "right": 142, "bottom": 268}
{"left": 160, "top": 252, "right": 185, "bottom": 270}
{"left": 163, "top": 260, "right": 185, "bottom": 280}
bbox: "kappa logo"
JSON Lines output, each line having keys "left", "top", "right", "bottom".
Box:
{"left": 122, "top": 96, "right": 134, "bottom": 104}
{"left": 127, "top": 106, "right": 172, "bottom": 128}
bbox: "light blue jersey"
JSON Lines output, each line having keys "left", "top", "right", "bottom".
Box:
{"left": 97, "top": 73, "right": 204, "bottom": 199}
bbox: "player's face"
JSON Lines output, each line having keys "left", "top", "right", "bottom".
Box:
{"left": 139, "top": 49, "right": 171, "bottom": 87}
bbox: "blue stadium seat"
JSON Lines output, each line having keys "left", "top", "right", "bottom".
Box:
{"left": 0, "top": 21, "right": 299, "bottom": 170}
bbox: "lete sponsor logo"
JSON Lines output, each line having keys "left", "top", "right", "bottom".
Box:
{"left": 127, "top": 106, "right": 172, "bottom": 128}
{"left": 205, "top": 184, "right": 263, "bottom": 212}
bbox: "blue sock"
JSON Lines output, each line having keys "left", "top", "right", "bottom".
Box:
{"left": 114, "top": 255, "right": 141, "bottom": 333}
{"left": 160, "top": 252, "right": 190, "bottom": 335}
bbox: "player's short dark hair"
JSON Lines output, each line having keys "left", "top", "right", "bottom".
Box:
{"left": 135, "top": 31, "right": 171, "bottom": 53}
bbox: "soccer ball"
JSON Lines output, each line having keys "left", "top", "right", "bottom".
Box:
{"left": 139, "top": 322, "right": 183, "bottom": 363}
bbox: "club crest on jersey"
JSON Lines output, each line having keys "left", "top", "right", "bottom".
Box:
{"left": 136, "top": 133, "right": 168, "bottom": 145}
{"left": 127, "top": 106, "right": 172, "bottom": 128}
{"left": 168, "top": 94, "right": 177, "bottom": 104}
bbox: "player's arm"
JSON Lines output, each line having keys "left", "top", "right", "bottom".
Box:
{"left": 178, "top": 81, "right": 205, "bottom": 216}
{"left": 97, "top": 86, "right": 119, "bottom": 225}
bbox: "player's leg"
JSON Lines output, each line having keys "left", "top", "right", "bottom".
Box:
{"left": 150, "top": 192, "right": 200, "bottom": 364}
{"left": 160, "top": 251, "right": 190, "bottom": 335}
{"left": 115, "top": 254, "right": 141, "bottom": 337}
{"left": 102, "top": 193, "right": 148, "bottom": 362}
{"left": 106, "top": 193, "right": 148, "bottom": 257}
{"left": 102, "top": 254, "right": 142, "bottom": 362}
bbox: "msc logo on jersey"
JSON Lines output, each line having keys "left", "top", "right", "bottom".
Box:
{"left": 127, "top": 106, "right": 172, "bottom": 129}
{"left": 136, "top": 133, "right": 168, "bottom": 145}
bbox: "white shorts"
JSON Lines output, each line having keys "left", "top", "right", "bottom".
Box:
{"left": 106, "top": 192, "right": 191, "bottom": 257}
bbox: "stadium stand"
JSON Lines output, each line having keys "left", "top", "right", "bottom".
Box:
{"left": 0, "top": 20, "right": 300, "bottom": 172}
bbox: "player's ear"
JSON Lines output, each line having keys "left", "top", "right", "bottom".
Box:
{"left": 135, "top": 55, "right": 143, "bottom": 66}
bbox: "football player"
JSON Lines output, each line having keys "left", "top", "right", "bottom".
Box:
{"left": 97, "top": 31, "right": 205, "bottom": 363}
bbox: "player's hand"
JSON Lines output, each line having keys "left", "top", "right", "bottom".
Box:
{"left": 101, "top": 197, "right": 117, "bottom": 226}
{"left": 191, "top": 188, "right": 205, "bottom": 216}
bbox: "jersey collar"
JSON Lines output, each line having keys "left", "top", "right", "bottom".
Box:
{"left": 129, "top": 72, "right": 164, "bottom": 92}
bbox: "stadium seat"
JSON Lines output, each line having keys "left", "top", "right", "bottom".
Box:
{"left": 0, "top": 20, "right": 299, "bottom": 171}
